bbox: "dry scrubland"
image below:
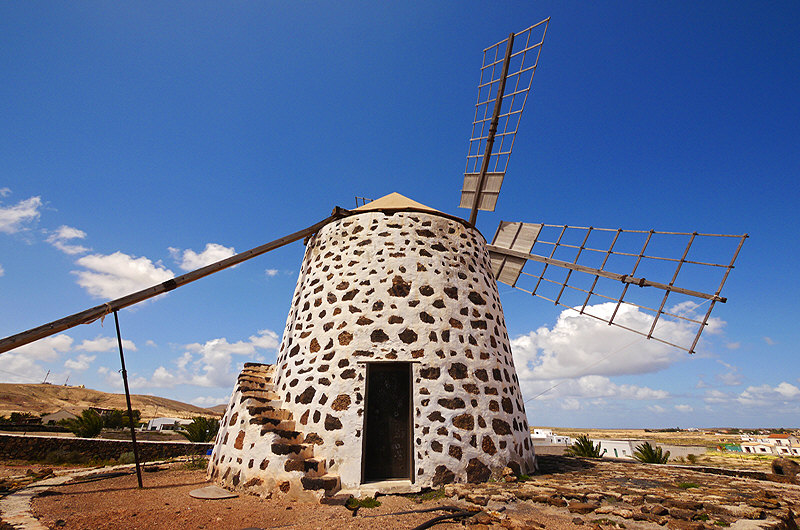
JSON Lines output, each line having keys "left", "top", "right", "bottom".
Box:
{"left": 0, "top": 383, "right": 219, "bottom": 420}
{"left": 548, "top": 428, "right": 741, "bottom": 447}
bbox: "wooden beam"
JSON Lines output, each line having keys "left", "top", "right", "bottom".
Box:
{"left": 468, "top": 32, "right": 515, "bottom": 227}
{"left": 487, "top": 245, "right": 727, "bottom": 303}
{"left": 0, "top": 210, "right": 345, "bottom": 355}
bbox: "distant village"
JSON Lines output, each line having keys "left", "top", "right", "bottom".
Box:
{"left": 531, "top": 428, "right": 800, "bottom": 460}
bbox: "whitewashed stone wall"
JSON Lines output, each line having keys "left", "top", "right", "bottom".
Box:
{"left": 273, "top": 209, "right": 535, "bottom": 490}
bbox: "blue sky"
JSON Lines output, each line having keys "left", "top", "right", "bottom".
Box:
{"left": 1, "top": 2, "right": 798, "bottom": 428}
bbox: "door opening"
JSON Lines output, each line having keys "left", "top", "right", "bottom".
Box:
{"left": 363, "top": 362, "right": 412, "bottom": 481}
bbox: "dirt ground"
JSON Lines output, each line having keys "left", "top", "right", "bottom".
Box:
{"left": 29, "top": 463, "right": 582, "bottom": 530}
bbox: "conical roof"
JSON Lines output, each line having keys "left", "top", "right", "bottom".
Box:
{"left": 353, "top": 192, "right": 440, "bottom": 213}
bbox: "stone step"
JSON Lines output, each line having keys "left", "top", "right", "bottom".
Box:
{"left": 239, "top": 372, "right": 275, "bottom": 381}
{"left": 238, "top": 383, "right": 267, "bottom": 393}
{"left": 301, "top": 474, "right": 340, "bottom": 494}
{"left": 251, "top": 416, "right": 295, "bottom": 429}
{"left": 284, "top": 458, "right": 326, "bottom": 475}
{"left": 246, "top": 405, "right": 291, "bottom": 419}
{"left": 237, "top": 378, "right": 271, "bottom": 388}
{"left": 271, "top": 442, "right": 313, "bottom": 459}
{"left": 241, "top": 390, "right": 280, "bottom": 401}
{"left": 243, "top": 362, "right": 273, "bottom": 370}
{"left": 261, "top": 428, "right": 302, "bottom": 443}
{"left": 244, "top": 390, "right": 281, "bottom": 400}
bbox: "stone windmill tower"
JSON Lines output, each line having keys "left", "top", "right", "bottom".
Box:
{"left": 208, "top": 194, "right": 535, "bottom": 499}
{"left": 0, "top": 19, "right": 746, "bottom": 502}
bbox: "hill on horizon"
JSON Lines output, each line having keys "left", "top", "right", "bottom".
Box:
{"left": 0, "top": 383, "right": 223, "bottom": 421}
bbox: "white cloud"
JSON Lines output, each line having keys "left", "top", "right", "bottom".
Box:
{"left": 46, "top": 225, "right": 89, "bottom": 255}
{"left": 191, "top": 395, "right": 231, "bottom": 407}
{"left": 737, "top": 382, "right": 800, "bottom": 407}
{"left": 15, "top": 334, "right": 73, "bottom": 361}
{"left": 77, "top": 336, "right": 137, "bottom": 352}
{"left": 73, "top": 251, "right": 174, "bottom": 299}
{"left": 0, "top": 188, "right": 10, "bottom": 197}
{"left": 775, "top": 382, "right": 800, "bottom": 399}
{"left": 150, "top": 366, "right": 178, "bottom": 387}
{"left": 675, "top": 404, "right": 693, "bottom": 413}
{"left": 140, "top": 329, "right": 279, "bottom": 389}
{"left": 763, "top": 336, "right": 776, "bottom": 346}
{"left": 0, "top": 196, "right": 42, "bottom": 234}
{"left": 647, "top": 405, "right": 666, "bottom": 414}
{"left": 64, "top": 354, "right": 96, "bottom": 371}
{"left": 725, "top": 342, "right": 741, "bottom": 350}
{"left": 169, "top": 243, "right": 236, "bottom": 271}
{"left": 715, "top": 360, "right": 742, "bottom": 386}
{"left": 703, "top": 389, "right": 729, "bottom": 403}
{"left": 265, "top": 268, "right": 279, "bottom": 277}
{"left": 0, "top": 264, "right": 4, "bottom": 277}
{"left": 520, "top": 375, "right": 668, "bottom": 408}
{"left": 145, "top": 340, "right": 157, "bottom": 348}
{"left": 511, "top": 303, "right": 694, "bottom": 382}
{"left": 0, "top": 334, "right": 73, "bottom": 383}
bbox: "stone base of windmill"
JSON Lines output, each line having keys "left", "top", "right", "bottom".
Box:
{"left": 208, "top": 361, "right": 536, "bottom": 501}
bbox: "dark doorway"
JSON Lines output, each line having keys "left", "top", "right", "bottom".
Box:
{"left": 363, "top": 362, "right": 412, "bottom": 481}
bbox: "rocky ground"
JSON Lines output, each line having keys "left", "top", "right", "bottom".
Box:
{"left": 447, "top": 455, "right": 800, "bottom": 529}
{"left": 12, "top": 455, "right": 800, "bottom": 529}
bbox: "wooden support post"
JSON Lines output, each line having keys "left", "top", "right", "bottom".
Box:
{"left": 114, "top": 311, "right": 143, "bottom": 489}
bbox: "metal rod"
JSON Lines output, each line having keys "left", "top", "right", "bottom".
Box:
{"left": 554, "top": 227, "right": 592, "bottom": 306}
{"left": 0, "top": 210, "right": 345, "bottom": 354}
{"left": 520, "top": 272, "right": 704, "bottom": 325}
{"left": 687, "top": 234, "right": 748, "bottom": 353}
{"left": 114, "top": 311, "right": 143, "bottom": 489}
{"left": 489, "top": 243, "right": 725, "bottom": 302}
{"left": 469, "top": 32, "right": 515, "bottom": 226}
{"left": 647, "top": 233, "right": 696, "bottom": 339}
{"left": 581, "top": 228, "right": 621, "bottom": 314}
{"left": 609, "top": 230, "right": 654, "bottom": 325}
{"left": 530, "top": 224, "right": 566, "bottom": 298}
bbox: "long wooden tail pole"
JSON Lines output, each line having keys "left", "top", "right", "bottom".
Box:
{"left": 0, "top": 209, "right": 345, "bottom": 355}
{"left": 468, "top": 32, "right": 515, "bottom": 227}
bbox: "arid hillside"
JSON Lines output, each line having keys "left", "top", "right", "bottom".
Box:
{"left": 0, "top": 383, "right": 220, "bottom": 420}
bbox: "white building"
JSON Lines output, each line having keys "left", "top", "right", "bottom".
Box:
{"left": 593, "top": 439, "right": 639, "bottom": 459}
{"left": 146, "top": 417, "right": 192, "bottom": 431}
{"left": 531, "top": 429, "right": 572, "bottom": 445}
{"left": 740, "top": 433, "right": 800, "bottom": 456}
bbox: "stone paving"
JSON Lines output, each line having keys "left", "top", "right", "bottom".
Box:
{"left": 445, "top": 455, "right": 800, "bottom": 529}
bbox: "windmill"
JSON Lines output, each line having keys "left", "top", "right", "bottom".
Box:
{"left": 0, "top": 19, "right": 746, "bottom": 500}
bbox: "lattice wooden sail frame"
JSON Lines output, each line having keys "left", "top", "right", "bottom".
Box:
{"left": 488, "top": 222, "right": 747, "bottom": 353}
{"left": 460, "top": 19, "right": 549, "bottom": 218}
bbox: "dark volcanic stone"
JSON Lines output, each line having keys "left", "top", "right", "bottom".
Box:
{"left": 324, "top": 414, "right": 342, "bottom": 431}
{"left": 388, "top": 275, "right": 411, "bottom": 297}
{"left": 432, "top": 465, "right": 455, "bottom": 486}
{"left": 466, "top": 458, "right": 490, "bottom": 483}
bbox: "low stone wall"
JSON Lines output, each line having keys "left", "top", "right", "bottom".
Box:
{"left": 0, "top": 433, "right": 211, "bottom": 462}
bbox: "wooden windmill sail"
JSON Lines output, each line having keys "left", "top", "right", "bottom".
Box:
{"left": 459, "top": 20, "right": 746, "bottom": 354}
